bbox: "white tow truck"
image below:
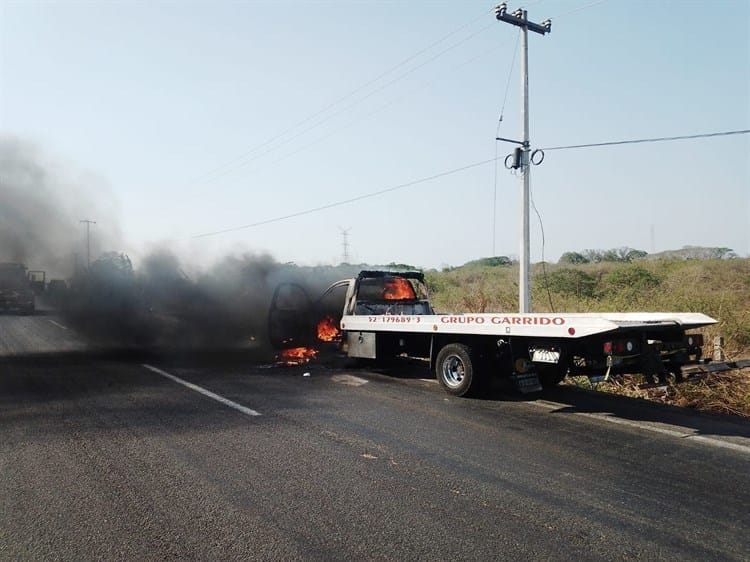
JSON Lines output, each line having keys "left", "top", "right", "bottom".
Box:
{"left": 269, "top": 270, "right": 716, "bottom": 396}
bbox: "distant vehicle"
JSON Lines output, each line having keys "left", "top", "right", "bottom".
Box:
{"left": 0, "top": 262, "right": 36, "bottom": 314}
{"left": 46, "top": 279, "right": 68, "bottom": 306}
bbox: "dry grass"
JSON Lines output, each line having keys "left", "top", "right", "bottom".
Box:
{"left": 565, "top": 370, "right": 750, "bottom": 418}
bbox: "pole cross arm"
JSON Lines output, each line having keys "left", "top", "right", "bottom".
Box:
{"left": 495, "top": 4, "right": 551, "bottom": 35}
{"left": 495, "top": 136, "right": 525, "bottom": 146}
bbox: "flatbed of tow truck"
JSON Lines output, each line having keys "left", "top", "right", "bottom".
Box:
{"left": 270, "top": 270, "right": 725, "bottom": 397}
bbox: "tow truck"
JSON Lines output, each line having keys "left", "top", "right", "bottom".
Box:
{"left": 269, "top": 270, "right": 716, "bottom": 396}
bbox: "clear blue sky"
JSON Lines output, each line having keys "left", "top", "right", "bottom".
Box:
{"left": 2, "top": 0, "right": 748, "bottom": 270}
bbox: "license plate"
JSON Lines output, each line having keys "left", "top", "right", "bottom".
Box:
{"left": 531, "top": 349, "right": 560, "bottom": 364}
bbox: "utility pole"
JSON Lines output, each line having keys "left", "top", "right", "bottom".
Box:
{"left": 495, "top": 3, "right": 550, "bottom": 313}
{"left": 79, "top": 219, "right": 96, "bottom": 269}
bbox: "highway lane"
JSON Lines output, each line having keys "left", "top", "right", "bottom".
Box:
{"left": 0, "top": 311, "right": 87, "bottom": 356}
{"left": 1, "top": 314, "right": 749, "bottom": 560}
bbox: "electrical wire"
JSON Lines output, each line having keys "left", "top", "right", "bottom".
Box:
{"left": 186, "top": 7, "right": 496, "bottom": 187}
{"left": 268, "top": 43, "right": 501, "bottom": 170}
{"left": 185, "top": 125, "right": 747, "bottom": 242}
{"left": 200, "top": 22, "right": 496, "bottom": 185}
{"left": 189, "top": 156, "right": 499, "bottom": 240}
{"left": 498, "top": 29, "right": 521, "bottom": 126}
{"left": 529, "top": 126, "right": 748, "bottom": 310}
{"left": 529, "top": 186, "right": 555, "bottom": 313}
{"left": 493, "top": 29, "right": 521, "bottom": 256}
{"left": 151, "top": 22, "right": 508, "bottom": 225}
{"left": 547, "top": 0, "right": 609, "bottom": 20}
{"left": 174, "top": 1, "right": 616, "bottom": 226}
{"left": 541, "top": 129, "right": 750, "bottom": 151}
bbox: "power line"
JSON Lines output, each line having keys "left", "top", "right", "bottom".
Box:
{"left": 189, "top": 156, "right": 498, "bottom": 240}
{"left": 176, "top": 3, "right": 617, "bottom": 215}
{"left": 264, "top": 42, "right": 503, "bottom": 173}
{"left": 170, "top": 2, "right": 616, "bottom": 219}
{"left": 196, "top": 23, "right": 496, "bottom": 187}
{"left": 236, "top": 0, "right": 601, "bottom": 181}
{"left": 186, "top": 8, "right": 495, "bottom": 188}
{"left": 529, "top": 185, "right": 555, "bottom": 313}
{"left": 497, "top": 29, "right": 521, "bottom": 126}
{"left": 547, "top": 0, "right": 609, "bottom": 20}
{"left": 494, "top": 29, "right": 521, "bottom": 256}
{"left": 186, "top": 126, "right": 747, "bottom": 241}
{"left": 541, "top": 129, "right": 750, "bottom": 151}
{"left": 151, "top": 24, "right": 507, "bottom": 225}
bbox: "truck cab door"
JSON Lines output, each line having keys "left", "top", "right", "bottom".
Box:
{"left": 268, "top": 283, "right": 315, "bottom": 349}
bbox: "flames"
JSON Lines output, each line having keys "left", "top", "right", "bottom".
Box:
{"left": 275, "top": 316, "right": 341, "bottom": 366}
{"left": 276, "top": 346, "right": 318, "bottom": 366}
{"left": 317, "top": 316, "right": 340, "bottom": 342}
{"left": 382, "top": 278, "right": 416, "bottom": 300}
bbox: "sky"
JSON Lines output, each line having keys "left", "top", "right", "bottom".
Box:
{"left": 1, "top": 0, "right": 749, "bottom": 271}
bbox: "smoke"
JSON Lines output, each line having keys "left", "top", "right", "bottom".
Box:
{"left": 0, "top": 136, "right": 121, "bottom": 278}
{"left": 63, "top": 248, "right": 357, "bottom": 352}
{"left": 1, "top": 136, "right": 361, "bottom": 353}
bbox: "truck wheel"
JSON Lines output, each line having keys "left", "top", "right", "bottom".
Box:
{"left": 436, "top": 343, "right": 479, "bottom": 397}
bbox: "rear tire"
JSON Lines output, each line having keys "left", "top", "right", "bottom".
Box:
{"left": 436, "top": 343, "right": 479, "bottom": 397}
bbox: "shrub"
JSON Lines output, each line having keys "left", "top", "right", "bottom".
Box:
{"left": 601, "top": 265, "right": 660, "bottom": 293}
{"left": 538, "top": 268, "right": 597, "bottom": 299}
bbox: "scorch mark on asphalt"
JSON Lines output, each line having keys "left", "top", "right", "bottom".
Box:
{"left": 143, "top": 364, "right": 261, "bottom": 417}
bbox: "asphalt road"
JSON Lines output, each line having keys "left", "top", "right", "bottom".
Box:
{"left": 1, "top": 312, "right": 749, "bottom": 561}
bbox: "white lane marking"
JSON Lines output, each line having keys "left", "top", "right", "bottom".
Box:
{"left": 528, "top": 400, "right": 750, "bottom": 455}
{"left": 331, "top": 374, "right": 369, "bottom": 387}
{"left": 142, "top": 364, "right": 261, "bottom": 417}
{"left": 47, "top": 319, "right": 68, "bottom": 330}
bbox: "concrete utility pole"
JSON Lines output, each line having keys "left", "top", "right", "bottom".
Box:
{"left": 79, "top": 219, "right": 96, "bottom": 269}
{"left": 495, "top": 3, "right": 550, "bottom": 313}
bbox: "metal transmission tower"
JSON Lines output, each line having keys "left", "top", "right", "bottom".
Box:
{"left": 339, "top": 227, "right": 352, "bottom": 264}
{"left": 495, "top": 3, "right": 550, "bottom": 313}
{"left": 79, "top": 219, "right": 97, "bottom": 269}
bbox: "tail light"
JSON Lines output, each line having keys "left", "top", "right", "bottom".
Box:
{"left": 603, "top": 339, "right": 638, "bottom": 355}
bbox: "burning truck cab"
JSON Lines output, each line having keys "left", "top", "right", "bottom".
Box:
{"left": 346, "top": 271, "right": 433, "bottom": 317}
{"left": 268, "top": 271, "right": 433, "bottom": 359}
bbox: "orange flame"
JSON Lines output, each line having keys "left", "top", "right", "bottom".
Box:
{"left": 382, "top": 278, "right": 416, "bottom": 300}
{"left": 276, "top": 347, "right": 318, "bottom": 366}
{"left": 317, "top": 316, "right": 340, "bottom": 342}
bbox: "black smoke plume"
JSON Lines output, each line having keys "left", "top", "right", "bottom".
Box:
{"left": 2, "top": 136, "right": 359, "bottom": 353}
{"left": 0, "top": 136, "right": 121, "bottom": 277}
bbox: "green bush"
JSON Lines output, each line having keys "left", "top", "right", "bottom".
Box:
{"left": 537, "top": 268, "right": 597, "bottom": 299}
